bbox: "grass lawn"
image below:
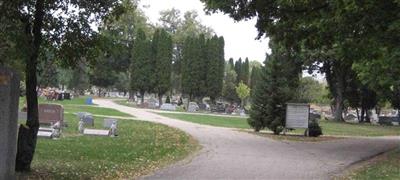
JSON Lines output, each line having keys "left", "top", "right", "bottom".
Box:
{"left": 157, "top": 113, "right": 250, "bottom": 129}
{"left": 156, "top": 113, "right": 400, "bottom": 137}
{"left": 341, "top": 148, "right": 400, "bottom": 180}
{"left": 20, "top": 96, "right": 132, "bottom": 117}
{"left": 18, "top": 97, "right": 199, "bottom": 179}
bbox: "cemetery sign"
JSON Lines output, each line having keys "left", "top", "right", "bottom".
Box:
{"left": 285, "top": 103, "right": 310, "bottom": 129}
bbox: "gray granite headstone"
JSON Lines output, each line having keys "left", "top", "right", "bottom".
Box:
{"left": 103, "top": 118, "right": 117, "bottom": 129}
{"left": 0, "top": 67, "right": 20, "bottom": 179}
{"left": 83, "top": 114, "right": 94, "bottom": 127}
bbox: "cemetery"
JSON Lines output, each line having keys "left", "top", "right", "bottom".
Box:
{"left": 2, "top": 0, "right": 400, "bottom": 179}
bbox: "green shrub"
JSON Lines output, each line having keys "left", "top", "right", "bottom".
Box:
{"left": 308, "top": 120, "right": 323, "bottom": 137}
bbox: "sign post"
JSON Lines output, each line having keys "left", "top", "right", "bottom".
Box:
{"left": 285, "top": 103, "right": 310, "bottom": 135}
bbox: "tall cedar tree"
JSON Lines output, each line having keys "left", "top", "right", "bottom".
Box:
{"left": 241, "top": 58, "right": 250, "bottom": 85}
{"left": 234, "top": 58, "right": 242, "bottom": 84}
{"left": 228, "top": 58, "right": 234, "bottom": 69}
{"left": 249, "top": 66, "right": 262, "bottom": 98}
{"left": 153, "top": 29, "right": 173, "bottom": 105}
{"left": 248, "top": 42, "right": 301, "bottom": 134}
{"left": 131, "top": 29, "right": 154, "bottom": 103}
{"left": 206, "top": 35, "right": 225, "bottom": 103}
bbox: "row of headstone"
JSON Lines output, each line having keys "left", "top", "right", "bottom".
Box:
{"left": 77, "top": 112, "right": 118, "bottom": 137}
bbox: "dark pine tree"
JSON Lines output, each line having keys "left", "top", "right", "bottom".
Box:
{"left": 153, "top": 28, "right": 173, "bottom": 106}
{"left": 248, "top": 41, "right": 301, "bottom": 134}
{"left": 130, "top": 29, "right": 153, "bottom": 103}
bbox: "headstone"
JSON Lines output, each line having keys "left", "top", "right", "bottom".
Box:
{"left": 103, "top": 118, "right": 117, "bottom": 129}
{"left": 38, "top": 104, "right": 64, "bottom": 125}
{"left": 63, "top": 93, "right": 71, "bottom": 100}
{"left": 85, "top": 97, "right": 93, "bottom": 105}
{"left": 37, "top": 131, "right": 53, "bottom": 139}
{"left": 160, "top": 103, "right": 176, "bottom": 111}
{"left": 188, "top": 102, "right": 199, "bottom": 112}
{"left": 51, "top": 121, "right": 61, "bottom": 138}
{"left": 83, "top": 129, "right": 110, "bottom": 136}
{"left": 0, "top": 67, "right": 19, "bottom": 179}
{"left": 78, "top": 119, "right": 84, "bottom": 134}
{"left": 370, "top": 110, "right": 379, "bottom": 124}
{"left": 198, "top": 103, "right": 207, "bottom": 111}
{"left": 286, "top": 103, "right": 310, "bottom": 129}
{"left": 147, "top": 98, "right": 158, "bottom": 109}
{"left": 82, "top": 114, "right": 94, "bottom": 127}
{"left": 110, "top": 122, "right": 118, "bottom": 137}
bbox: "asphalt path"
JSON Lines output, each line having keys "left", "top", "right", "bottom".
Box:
{"left": 94, "top": 99, "right": 400, "bottom": 180}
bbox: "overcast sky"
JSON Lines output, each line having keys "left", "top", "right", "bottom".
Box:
{"left": 139, "top": 0, "right": 270, "bottom": 62}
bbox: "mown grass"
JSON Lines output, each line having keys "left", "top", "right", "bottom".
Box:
{"left": 157, "top": 113, "right": 400, "bottom": 137}
{"left": 343, "top": 148, "right": 400, "bottom": 180}
{"left": 20, "top": 96, "right": 133, "bottom": 117}
{"left": 157, "top": 113, "right": 250, "bottom": 129}
{"left": 18, "top": 97, "right": 199, "bottom": 179}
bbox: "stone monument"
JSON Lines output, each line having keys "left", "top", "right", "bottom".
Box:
{"left": 0, "top": 67, "right": 20, "bottom": 179}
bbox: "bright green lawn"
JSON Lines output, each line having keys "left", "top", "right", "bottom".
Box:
{"left": 345, "top": 148, "right": 400, "bottom": 180}
{"left": 157, "top": 113, "right": 400, "bottom": 137}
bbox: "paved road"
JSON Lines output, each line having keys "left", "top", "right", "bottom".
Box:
{"left": 94, "top": 99, "right": 400, "bottom": 180}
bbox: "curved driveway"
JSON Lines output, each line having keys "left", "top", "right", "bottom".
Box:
{"left": 94, "top": 99, "right": 400, "bottom": 180}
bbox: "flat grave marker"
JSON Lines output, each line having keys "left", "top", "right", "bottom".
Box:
{"left": 83, "top": 129, "right": 110, "bottom": 136}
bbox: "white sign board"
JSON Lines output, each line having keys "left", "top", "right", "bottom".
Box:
{"left": 286, "top": 103, "right": 309, "bottom": 128}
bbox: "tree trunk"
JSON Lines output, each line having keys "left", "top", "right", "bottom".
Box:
{"left": 16, "top": 0, "right": 45, "bottom": 172}
{"left": 360, "top": 108, "right": 365, "bottom": 123}
{"left": 98, "top": 88, "right": 101, "bottom": 97}
{"left": 333, "top": 92, "right": 344, "bottom": 121}
{"left": 356, "top": 108, "right": 360, "bottom": 122}
{"left": 158, "top": 93, "right": 163, "bottom": 107}
{"left": 141, "top": 91, "right": 145, "bottom": 104}
{"left": 365, "top": 110, "right": 371, "bottom": 123}
{"left": 186, "top": 94, "right": 192, "bottom": 111}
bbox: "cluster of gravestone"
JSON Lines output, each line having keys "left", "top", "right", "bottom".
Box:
{"left": 77, "top": 112, "right": 118, "bottom": 137}
{"left": 136, "top": 96, "right": 249, "bottom": 116}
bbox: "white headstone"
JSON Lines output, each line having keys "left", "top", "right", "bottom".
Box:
{"left": 103, "top": 118, "right": 117, "bottom": 129}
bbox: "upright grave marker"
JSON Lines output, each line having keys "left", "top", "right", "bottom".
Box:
{"left": 0, "top": 67, "right": 20, "bottom": 179}
{"left": 38, "top": 104, "right": 64, "bottom": 125}
{"left": 285, "top": 103, "right": 310, "bottom": 129}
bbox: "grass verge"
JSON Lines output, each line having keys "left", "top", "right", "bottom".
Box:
{"left": 156, "top": 113, "right": 400, "bottom": 137}
{"left": 157, "top": 112, "right": 250, "bottom": 129}
{"left": 338, "top": 148, "right": 400, "bottom": 180}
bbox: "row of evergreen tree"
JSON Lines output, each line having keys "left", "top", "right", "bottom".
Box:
{"left": 130, "top": 28, "right": 226, "bottom": 105}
